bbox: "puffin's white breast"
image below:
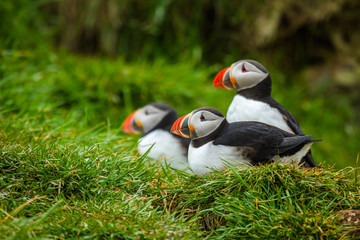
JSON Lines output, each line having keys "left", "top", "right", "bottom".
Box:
{"left": 138, "top": 129, "right": 190, "bottom": 172}
{"left": 227, "top": 95, "right": 294, "bottom": 133}
{"left": 188, "top": 142, "right": 251, "bottom": 176}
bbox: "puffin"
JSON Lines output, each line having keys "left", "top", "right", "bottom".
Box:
{"left": 122, "top": 102, "right": 191, "bottom": 172}
{"left": 171, "top": 107, "right": 319, "bottom": 176}
{"left": 213, "top": 59, "right": 318, "bottom": 168}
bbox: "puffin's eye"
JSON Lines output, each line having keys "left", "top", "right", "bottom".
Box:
{"left": 241, "top": 64, "right": 248, "bottom": 72}
{"left": 200, "top": 113, "right": 206, "bottom": 122}
{"left": 145, "top": 110, "right": 149, "bottom": 115}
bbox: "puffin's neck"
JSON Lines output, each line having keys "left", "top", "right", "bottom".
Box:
{"left": 237, "top": 74, "right": 272, "bottom": 100}
{"left": 191, "top": 120, "right": 229, "bottom": 148}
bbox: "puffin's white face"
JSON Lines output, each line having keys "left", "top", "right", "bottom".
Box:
{"left": 171, "top": 108, "right": 225, "bottom": 140}
{"left": 230, "top": 61, "right": 267, "bottom": 90}
{"left": 213, "top": 60, "right": 269, "bottom": 91}
{"left": 122, "top": 104, "right": 169, "bottom": 134}
{"left": 188, "top": 110, "right": 224, "bottom": 139}
{"left": 135, "top": 105, "right": 168, "bottom": 134}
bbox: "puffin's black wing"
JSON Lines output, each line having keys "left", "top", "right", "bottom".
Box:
{"left": 213, "top": 122, "right": 285, "bottom": 164}
{"left": 275, "top": 135, "right": 316, "bottom": 155}
{"left": 265, "top": 97, "right": 303, "bottom": 135}
{"left": 265, "top": 97, "right": 319, "bottom": 167}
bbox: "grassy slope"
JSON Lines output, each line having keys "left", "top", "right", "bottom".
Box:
{"left": 1, "top": 50, "right": 360, "bottom": 238}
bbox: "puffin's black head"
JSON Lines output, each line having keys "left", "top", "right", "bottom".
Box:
{"left": 171, "top": 107, "right": 227, "bottom": 140}
{"left": 122, "top": 102, "right": 178, "bottom": 135}
{"left": 213, "top": 59, "right": 270, "bottom": 92}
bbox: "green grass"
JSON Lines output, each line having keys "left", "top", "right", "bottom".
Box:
{"left": 1, "top": 49, "right": 360, "bottom": 238}
{"left": 1, "top": 112, "right": 359, "bottom": 239}
{"left": 1, "top": 111, "right": 360, "bottom": 239}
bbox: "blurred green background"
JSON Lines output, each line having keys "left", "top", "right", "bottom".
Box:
{"left": 1, "top": 0, "right": 359, "bottom": 168}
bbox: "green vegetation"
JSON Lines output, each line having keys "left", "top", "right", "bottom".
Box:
{"left": 1, "top": 49, "right": 358, "bottom": 168}
{"left": 1, "top": 96, "right": 360, "bottom": 239}
{"left": 1, "top": 111, "right": 359, "bottom": 239}
{"left": 1, "top": 0, "right": 360, "bottom": 238}
{"left": 1, "top": 49, "right": 360, "bottom": 238}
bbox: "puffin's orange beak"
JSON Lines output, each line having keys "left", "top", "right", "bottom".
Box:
{"left": 213, "top": 67, "right": 235, "bottom": 90}
{"left": 171, "top": 114, "right": 191, "bottom": 138}
{"left": 122, "top": 110, "right": 141, "bottom": 134}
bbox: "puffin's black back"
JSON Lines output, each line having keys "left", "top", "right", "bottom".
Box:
{"left": 236, "top": 73, "right": 317, "bottom": 167}
{"left": 213, "top": 121, "right": 317, "bottom": 165}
